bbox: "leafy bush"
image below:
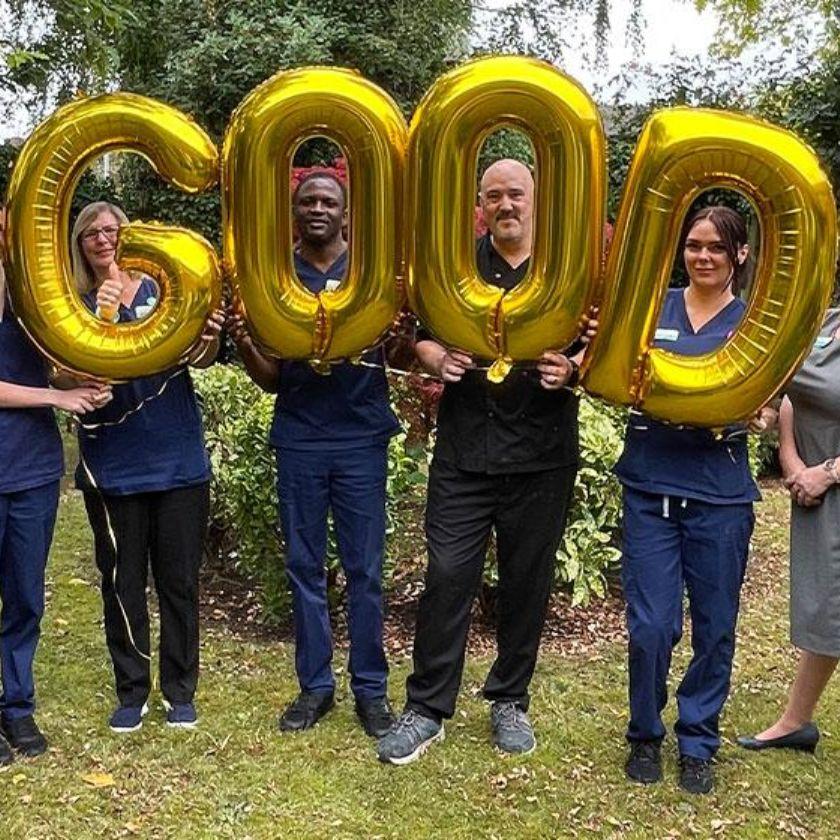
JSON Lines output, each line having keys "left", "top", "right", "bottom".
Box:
{"left": 194, "top": 364, "right": 627, "bottom": 622}
{"left": 193, "top": 364, "right": 429, "bottom": 622}
{"left": 560, "top": 396, "right": 625, "bottom": 606}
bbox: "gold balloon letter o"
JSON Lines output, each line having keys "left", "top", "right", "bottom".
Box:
{"left": 406, "top": 55, "right": 606, "bottom": 380}
{"left": 223, "top": 67, "right": 408, "bottom": 361}
{"left": 4, "top": 92, "right": 221, "bottom": 380}
{"left": 583, "top": 108, "right": 837, "bottom": 427}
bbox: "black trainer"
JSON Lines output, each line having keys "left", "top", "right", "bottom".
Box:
{"left": 679, "top": 754, "right": 714, "bottom": 795}
{"left": 1, "top": 715, "right": 48, "bottom": 758}
{"left": 278, "top": 691, "right": 335, "bottom": 732}
{"left": 625, "top": 740, "right": 662, "bottom": 784}
{"left": 0, "top": 731, "right": 12, "bottom": 766}
{"left": 355, "top": 696, "right": 396, "bottom": 738}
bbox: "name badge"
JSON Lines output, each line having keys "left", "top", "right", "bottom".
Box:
{"left": 655, "top": 328, "right": 679, "bottom": 342}
{"left": 324, "top": 279, "right": 341, "bottom": 293}
{"left": 814, "top": 335, "right": 833, "bottom": 350}
{"left": 134, "top": 297, "right": 158, "bottom": 320}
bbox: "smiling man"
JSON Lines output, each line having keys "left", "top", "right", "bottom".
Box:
{"left": 227, "top": 171, "right": 400, "bottom": 739}
{"left": 378, "top": 159, "right": 584, "bottom": 765}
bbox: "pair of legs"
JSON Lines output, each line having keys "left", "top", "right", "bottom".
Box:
{"left": 405, "top": 459, "right": 577, "bottom": 721}
{"left": 276, "top": 444, "right": 389, "bottom": 702}
{"left": 83, "top": 483, "right": 210, "bottom": 707}
{"left": 0, "top": 482, "right": 59, "bottom": 722}
{"left": 622, "top": 488, "right": 754, "bottom": 759}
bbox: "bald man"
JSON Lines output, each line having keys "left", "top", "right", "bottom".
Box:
{"left": 378, "top": 159, "right": 582, "bottom": 764}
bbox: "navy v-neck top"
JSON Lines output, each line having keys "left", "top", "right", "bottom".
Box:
{"left": 76, "top": 277, "right": 210, "bottom": 494}
{"left": 614, "top": 289, "right": 760, "bottom": 504}
{"left": 268, "top": 251, "right": 400, "bottom": 450}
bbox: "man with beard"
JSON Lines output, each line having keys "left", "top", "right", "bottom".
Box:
{"left": 378, "top": 159, "right": 583, "bottom": 764}
{"left": 228, "top": 172, "right": 399, "bottom": 738}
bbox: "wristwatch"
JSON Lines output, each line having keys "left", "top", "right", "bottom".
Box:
{"left": 822, "top": 457, "right": 840, "bottom": 483}
{"left": 566, "top": 357, "right": 581, "bottom": 389}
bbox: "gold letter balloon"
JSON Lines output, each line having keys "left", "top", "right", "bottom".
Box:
{"left": 4, "top": 66, "right": 837, "bottom": 426}
{"left": 582, "top": 108, "right": 837, "bottom": 427}
{"left": 4, "top": 92, "right": 221, "bottom": 380}
{"left": 222, "top": 67, "right": 407, "bottom": 364}
{"left": 406, "top": 55, "right": 606, "bottom": 382}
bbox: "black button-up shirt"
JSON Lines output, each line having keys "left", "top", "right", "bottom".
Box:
{"left": 422, "top": 234, "right": 579, "bottom": 474}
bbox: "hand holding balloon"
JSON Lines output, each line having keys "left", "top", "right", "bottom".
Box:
{"left": 437, "top": 348, "right": 475, "bottom": 383}
{"left": 50, "top": 381, "right": 113, "bottom": 414}
{"left": 187, "top": 308, "right": 226, "bottom": 367}
{"left": 225, "top": 307, "right": 255, "bottom": 352}
{"left": 537, "top": 351, "right": 574, "bottom": 391}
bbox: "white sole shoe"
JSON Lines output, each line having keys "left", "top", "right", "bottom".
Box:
{"left": 162, "top": 699, "right": 198, "bottom": 729}
{"left": 109, "top": 702, "right": 149, "bottom": 734}
{"left": 166, "top": 718, "right": 198, "bottom": 730}
{"left": 380, "top": 724, "right": 445, "bottom": 766}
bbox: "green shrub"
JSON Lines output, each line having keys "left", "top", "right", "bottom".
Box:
{"left": 560, "top": 396, "right": 625, "bottom": 606}
{"left": 194, "top": 365, "right": 628, "bottom": 621}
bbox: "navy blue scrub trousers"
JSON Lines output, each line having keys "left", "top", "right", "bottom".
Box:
{"left": 621, "top": 487, "right": 754, "bottom": 759}
{"left": 0, "top": 480, "right": 60, "bottom": 722}
{"left": 275, "top": 443, "right": 389, "bottom": 701}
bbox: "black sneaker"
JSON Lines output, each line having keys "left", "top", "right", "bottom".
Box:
{"left": 377, "top": 710, "right": 444, "bottom": 765}
{"left": 355, "top": 696, "right": 396, "bottom": 738}
{"left": 490, "top": 701, "right": 536, "bottom": 754}
{"left": 278, "top": 691, "right": 335, "bottom": 732}
{"left": 679, "top": 754, "right": 714, "bottom": 795}
{"left": 625, "top": 740, "right": 662, "bottom": 784}
{"left": 1, "top": 715, "right": 48, "bottom": 758}
{"left": 0, "top": 732, "right": 12, "bottom": 766}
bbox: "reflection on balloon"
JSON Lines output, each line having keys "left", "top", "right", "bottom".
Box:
{"left": 406, "top": 55, "right": 606, "bottom": 382}
{"left": 582, "top": 107, "right": 837, "bottom": 427}
{"left": 222, "top": 66, "right": 407, "bottom": 363}
{"left": 3, "top": 92, "right": 221, "bottom": 380}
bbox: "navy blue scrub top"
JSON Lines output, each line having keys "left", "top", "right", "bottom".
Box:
{"left": 0, "top": 301, "right": 64, "bottom": 493}
{"left": 268, "top": 251, "right": 400, "bottom": 451}
{"left": 614, "top": 288, "right": 760, "bottom": 504}
{"left": 76, "top": 276, "right": 210, "bottom": 495}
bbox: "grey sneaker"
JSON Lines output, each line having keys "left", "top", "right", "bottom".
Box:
{"left": 377, "top": 710, "right": 444, "bottom": 765}
{"left": 491, "top": 701, "right": 536, "bottom": 754}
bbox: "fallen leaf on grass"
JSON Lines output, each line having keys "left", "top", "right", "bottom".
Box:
{"left": 82, "top": 772, "right": 115, "bottom": 788}
{"left": 68, "top": 578, "right": 89, "bottom": 586}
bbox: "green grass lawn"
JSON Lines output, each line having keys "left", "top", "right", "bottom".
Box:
{"left": 1, "top": 486, "right": 836, "bottom": 839}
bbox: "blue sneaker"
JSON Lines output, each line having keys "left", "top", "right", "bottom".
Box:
{"left": 166, "top": 702, "right": 198, "bottom": 730}
{"left": 109, "top": 703, "right": 149, "bottom": 733}
{"left": 377, "top": 710, "right": 444, "bottom": 765}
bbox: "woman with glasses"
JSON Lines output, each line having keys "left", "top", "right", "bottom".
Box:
{"left": 616, "top": 206, "right": 765, "bottom": 796}
{"left": 69, "top": 201, "right": 224, "bottom": 733}
{"left": 0, "top": 209, "right": 110, "bottom": 763}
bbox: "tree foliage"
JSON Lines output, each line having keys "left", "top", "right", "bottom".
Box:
{"left": 475, "top": 0, "right": 643, "bottom": 66}
{"left": 694, "top": 0, "right": 839, "bottom": 56}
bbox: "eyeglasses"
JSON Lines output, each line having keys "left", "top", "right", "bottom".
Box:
{"left": 81, "top": 225, "right": 120, "bottom": 243}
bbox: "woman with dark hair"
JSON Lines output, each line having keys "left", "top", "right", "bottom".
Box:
{"left": 617, "top": 205, "right": 767, "bottom": 795}
{"left": 70, "top": 201, "right": 224, "bottom": 734}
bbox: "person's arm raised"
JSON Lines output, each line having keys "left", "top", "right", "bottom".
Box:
{"left": 225, "top": 309, "right": 282, "bottom": 393}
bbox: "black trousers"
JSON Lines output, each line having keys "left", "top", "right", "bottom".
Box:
{"left": 406, "top": 459, "right": 577, "bottom": 721}
{"left": 83, "top": 483, "right": 210, "bottom": 707}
